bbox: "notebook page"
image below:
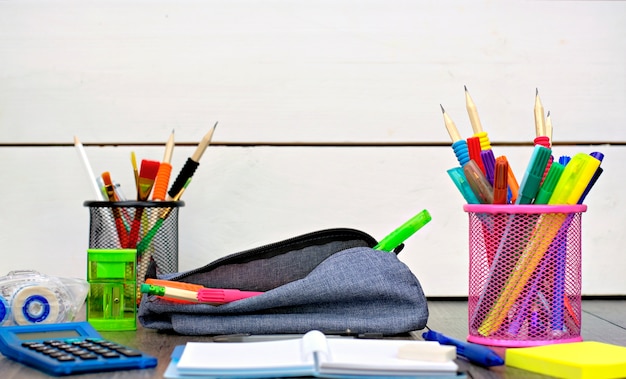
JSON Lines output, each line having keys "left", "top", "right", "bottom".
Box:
{"left": 176, "top": 339, "right": 314, "bottom": 374}
{"left": 319, "top": 339, "right": 458, "bottom": 375}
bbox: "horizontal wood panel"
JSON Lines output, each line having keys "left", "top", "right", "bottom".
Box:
{"left": 0, "top": 144, "right": 622, "bottom": 296}
{"left": 1, "top": 0, "right": 625, "bottom": 144}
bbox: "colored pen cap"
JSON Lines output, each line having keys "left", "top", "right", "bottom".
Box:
{"left": 447, "top": 167, "right": 480, "bottom": 204}
{"left": 481, "top": 150, "right": 496, "bottom": 185}
{"left": 463, "top": 159, "right": 493, "bottom": 204}
{"left": 558, "top": 155, "right": 571, "bottom": 166}
{"left": 590, "top": 151, "right": 604, "bottom": 162}
{"left": 492, "top": 156, "right": 509, "bottom": 204}
{"left": 549, "top": 153, "right": 601, "bottom": 205}
{"left": 373, "top": 209, "right": 432, "bottom": 251}
{"left": 534, "top": 162, "right": 564, "bottom": 205}
{"left": 515, "top": 145, "right": 552, "bottom": 204}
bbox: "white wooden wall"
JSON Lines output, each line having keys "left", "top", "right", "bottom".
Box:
{"left": 1, "top": 0, "right": 624, "bottom": 296}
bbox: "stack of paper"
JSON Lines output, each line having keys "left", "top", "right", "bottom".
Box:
{"left": 505, "top": 341, "right": 626, "bottom": 379}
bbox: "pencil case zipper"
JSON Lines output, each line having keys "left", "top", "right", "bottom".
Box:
{"left": 166, "top": 228, "right": 379, "bottom": 282}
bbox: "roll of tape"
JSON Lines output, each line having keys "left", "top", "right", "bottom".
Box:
{"left": 11, "top": 285, "right": 60, "bottom": 325}
{"left": 0, "top": 296, "right": 9, "bottom": 325}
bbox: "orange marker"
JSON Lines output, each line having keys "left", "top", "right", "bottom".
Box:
{"left": 492, "top": 157, "right": 509, "bottom": 204}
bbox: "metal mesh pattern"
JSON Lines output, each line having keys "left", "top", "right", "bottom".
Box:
{"left": 466, "top": 208, "right": 583, "bottom": 347}
{"left": 85, "top": 201, "right": 182, "bottom": 295}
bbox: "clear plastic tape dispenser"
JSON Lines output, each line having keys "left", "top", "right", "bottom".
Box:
{"left": 0, "top": 270, "right": 89, "bottom": 326}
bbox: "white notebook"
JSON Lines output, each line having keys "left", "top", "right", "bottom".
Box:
{"left": 170, "top": 330, "right": 459, "bottom": 378}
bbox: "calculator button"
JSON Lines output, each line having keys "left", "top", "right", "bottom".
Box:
{"left": 22, "top": 342, "right": 38, "bottom": 348}
{"left": 77, "top": 353, "right": 98, "bottom": 360}
{"left": 90, "top": 348, "right": 110, "bottom": 355}
{"left": 56, "top": 355, "right": 76, "bottom": 362}
{"left": 69, "top": 349, "right": 89, "bottom": 356}
{"left": 101, "top": 352, "right": 121, "bottom": 359}
{"left": 116, "top": 348, "right": 142, "bottom": 357}
{"left": 48, "top": 351, "right": 66, "bottom": 358}
{"left": 40, "top": 347, "right": 58, "bottom": 355}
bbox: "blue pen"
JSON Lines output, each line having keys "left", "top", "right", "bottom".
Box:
{"left": 422, "top": 329, "right": 504, "bottom": 367}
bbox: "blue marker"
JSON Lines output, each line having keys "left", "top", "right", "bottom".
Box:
{"left": 422, "top": 329, "right": 504, "bottom": 367}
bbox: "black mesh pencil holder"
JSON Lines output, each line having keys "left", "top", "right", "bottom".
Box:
{"left": 84, "top": 201, "right": 184, "bottom": 286}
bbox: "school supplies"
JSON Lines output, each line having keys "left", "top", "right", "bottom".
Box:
{"left": 74, "top": 136, "right": 105, "bottom": 201}
{"left": 466, "top": 204, "right": 587, "bottom": 345}
{"left": 167, "top": 122, "right": 218, "bottom": 200}
{"left": 136, "top": 179, "right": 190, "bottom": 256}
{"left": 477, "top": 153, "right": 600, "bottom": 337}
{"left": 0, "top": 270, "right": 88, "bottom": 326}
{"left": 534, "top": 162, "right": 564, "bottom": 205}
{"left": 129, "top": 159, "right": 160, "bottom": 248}
{"left": 422, "top": 329, "right": 504, "bottom": 367}
{"left": 138, "top": 228, "right": 429, "bottom": 336}
{"left": 534, "top": 88, "right": 546, "bottom": 139}
{"left": 505, "top": 341, "right": 626, "bottom": 379}
{"left": 87, "top": 249, "right": 137, "bottom": 331}
{"left": 463, "top": 160, "right": 493, "bottom": 204}
{"left": 0, "top": 322, "right": 157, "bottom": 376}
{"left": 464, "top": 86, "right": 485, "bottom": 139}
{"left": 447, "top": 167, "right": 480, "bottom": 204}
{"left": 153, "top": 129, "right": 175, "bottom": 201}
{"left": 373, "top": 209, "right": 432, "bottom": 252}
{"left": 101, "top": 171, "right": 130, "bottom": 248}
{"left": 197, "top": 287, "right": 264, "bottom": 304}
{"left": 166, "top": 330, "right": 459, "bottom": 379}
{"left": 397, "top": 343, "right": 457, "bottom": 363}
{"left": 441, "top": 104, "right": 470, "bottom": 166}
{"left": 515, "top": 145, "right": 552, "bottom": 204}
{"left": 492, "top": 157, "right": 509, "bottom": 204}
{"left": 443, "top": 88, "right": 606, "bottom": 346}
{"left": 139, "top": 283, "right": 264, "bottom": 305}
{"left": 467, "top": 137, "right": 486, "bottom": 174}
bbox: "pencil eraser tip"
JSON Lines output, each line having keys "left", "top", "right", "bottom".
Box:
{"left": 397, "top": 343, "right": 456, "bottom": 362}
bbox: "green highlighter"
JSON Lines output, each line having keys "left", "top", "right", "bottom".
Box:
{"left": 374, "top": 209, "right": 432, "bottom": 252}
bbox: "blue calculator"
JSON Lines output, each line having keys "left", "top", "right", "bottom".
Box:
{"left": 0, "top": 321, "right": 157, "bottom": 376}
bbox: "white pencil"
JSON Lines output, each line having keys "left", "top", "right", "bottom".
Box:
{"left": 74, "top": 136, "right": 105, "bottom": 200}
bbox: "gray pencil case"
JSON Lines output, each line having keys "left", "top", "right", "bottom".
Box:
{"left": 137, "top": 228, "right": 429, "bottom": 336}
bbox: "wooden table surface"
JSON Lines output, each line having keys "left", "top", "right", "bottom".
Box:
{"left": 2, "top": 300, "right": 625, "bottom": 379}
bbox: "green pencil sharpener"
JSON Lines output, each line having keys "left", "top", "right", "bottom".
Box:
{"left": 87, "top": 249, "right": 137, "bottom": 331}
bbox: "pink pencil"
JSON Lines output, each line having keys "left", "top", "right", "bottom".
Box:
{"left": 197, "top": 288, "right": 264, "bottom": 304}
